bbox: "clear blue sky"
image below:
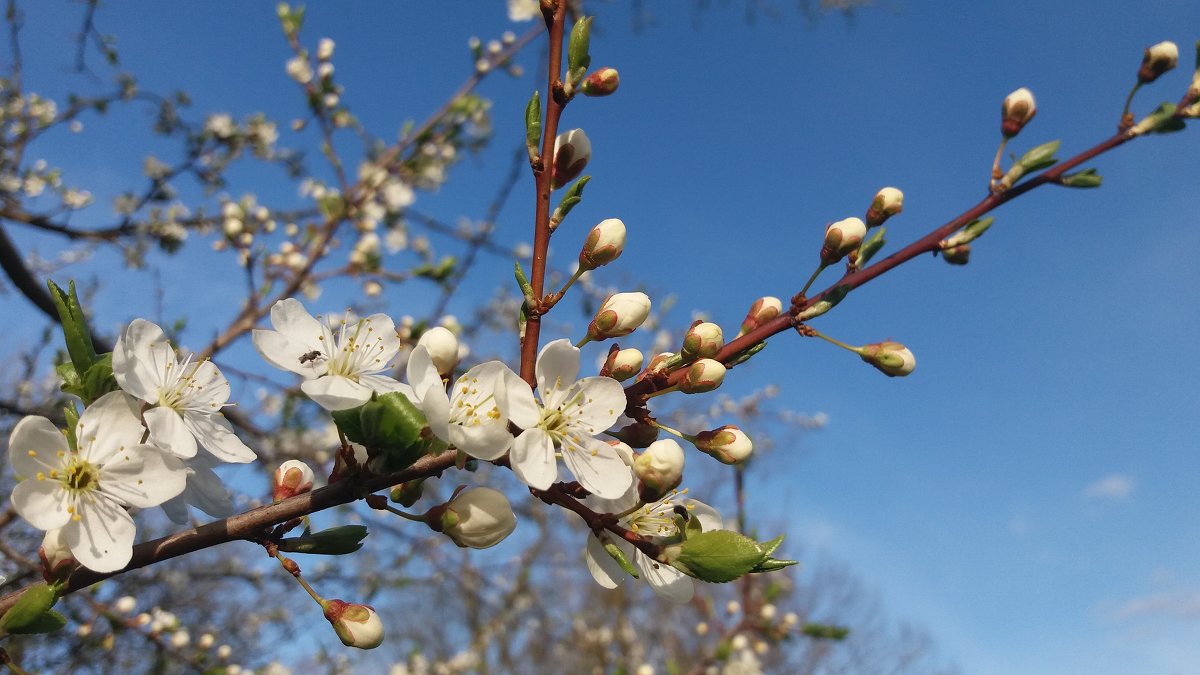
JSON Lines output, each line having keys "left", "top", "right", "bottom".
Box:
{"left": 7, "top": 1, "right": 1200, "bottom": 673}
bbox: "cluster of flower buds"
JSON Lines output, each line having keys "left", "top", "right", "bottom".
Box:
{"left": 680, "top": 322, "right": 724, "bottom": 361}
{"left": 322, "top": 599, "right": 384, "bottom": 650}
{"left": 739, "top": 297, "right": 782, "bottom": 336}
{"left": 426, "top": 487, "right": 517, "bottom": 550}
{"left": 1138, "top": 41, "right": 1179, "bottom": 84}
{"left": 858, "top": 341, "right": 916, "bottom": 377}
{"left": 632, "top": 439, "right": 686, "bottom": 501}
{"left": 680, "top": 359, "right": 726, "bottom": 394}
{"left": 1001, "top": 87, "right": 1037, "bottom": 138}
{"left": 578, "top": 218, "right": 626, "bottom": 271}
{"left": 417, "top": 326, "right": 461, "bottom": 377}
{"left": 580, "top": 67, "right": 620, "bottom": 97}
{"left": 587, "top": 292, "right": 651, "bottom": 341}
{"left": 551, "top": 128, "right": 591, "bottom": 189}
{"left": 693, "top": 425, "right": 754, "bottom": 464}
{"left": 865, "top": 187, "right": 904, "bottom": 228}
{"left": 820, "top": 217, "right": 867, "bottom": 266}
{"left": 601, "top": 346, "right": 644, "bottom": 381}
{"left": 272, "top": 460, "right": 315, "bottom": 502}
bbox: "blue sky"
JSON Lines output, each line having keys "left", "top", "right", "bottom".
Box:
{"left": 7, "top": 1, "right": 1200, "bottom": 673}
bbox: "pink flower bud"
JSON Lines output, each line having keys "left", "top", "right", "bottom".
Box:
{"left": 680, "top": 359, "right": 726, "bottom": 394}
{"left": 587, "top": 292, "right": 651, "bottom": 341}
{"left": 681, "top": 322, "right": 724, "bottom": 361}
{"left": 633, "top": 439, "right": 685, "bottom": 501}
{"left": 580, "top": 67, "right": 620, "bottom": 97}
{"left": 578, "top": 218, "right": 626, "bottom": 271}
{"left": 859, "top": 341, "right": 916, "bottom": 377}
{"left": 431, "top": 488, "right": 517, "bottom": 549}
{"left": 1001, "top": 88, "right": 1037, "bottom": 138}
{"left": 602, "top": 347, "right": 644, "bottom": 382}
{"left": 39, "top": 528, "right": 76, "bottom": 582}
{"left": 417, "top": 326, "right": 460, "bottom": 375}
{"left": 820, "top": 217, "right": 867, "bottom": 266}
{"left": 865, "top": 187, "right": 904, "bottom": 228}
{"left": 551, "top": 128, "right": 591, "bottom": 189}
{"left": 739, "top": 297, "right": 782, "bottom": 336}
{"left": 322, "top": 600, "right": 384, "bottom": 649}
{"left": 272, "top": 460, "right": 314, "bottom": 502}
{"left": 1138, "top": 41, "right": 1178, "bottom": 84}
{"left": 693, "top": 425, "right": 753, "bottom": 464}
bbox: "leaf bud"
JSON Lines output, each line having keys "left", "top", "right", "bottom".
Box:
{"left": 587, "top": 292, "right": 651, "bottom": 341}
{"left": 820, "top": 217, "right": 867, "bottom": 266}
{"left": 633, "top": 439, "right": 685, "bottom": 502}
{"left": 272, "top": 460, "right": 314, "bottom": 502}
{"left": 322, "top": 599, "right": 384, "bottom": 649}
{"left": 1001, "top": 87, "right": 1037, "bottom": 138}
{"left": 429, "top": 487, "right": 517, "bottom": 550}
{"left": 681, "top": 322, "right": 724, "bottom": 361}
{"left": 693, "top": 425, "right": 753, "bottom": 464}
{"left": 602, "top": 347, "right": 644, "bottom": 382}
{"left": 551, "top": 128, "right": 591, "bottom": 189}
{"left": 417, "top": 326, "right": 460, "bottom": 376}
{"left": 859, "top": 341, "right": 916, "bottom": 377}
{"left": 739, "top": 297, "right": 782, "bottom": 336}
{"left": 389, "top": 478, "right": 425, "bottom": 508}
{"left": 680, "top": 359, "right": 726, "bottom": 394}
{"left": 865, "top": 187, "right": 904, "bottom": 228}
{"left": 578, "top": 218, "right": 626, "bottom": 271}
{"left": 644, "top": 352, "right": 675, "bottom": 377}
{"left": 1138, "top": 41, "right": 1179, "bottom": 84}
{"left": 580, "top": 67, "right": 620, "bottom": 96}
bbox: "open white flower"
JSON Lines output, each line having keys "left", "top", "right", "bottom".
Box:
{"left": 7, "top": 392, "right": 186, "bottom": 572}
{"left": 113, "top": 319, "right": 254, "bottom": 463}
{"left": 407, "top": 347, "right": 515, "bottom": 460}
{"left": 583, "top": 485, "right": 722, "bottom": 603}
{"left": 499, "top": 339, "right": 632, "bottom": 499}
{"left": 252, "top": 299, "right": 411, "bottom": 411}
{"left": 160, "top": 453, "right": 236, "bottom": 525}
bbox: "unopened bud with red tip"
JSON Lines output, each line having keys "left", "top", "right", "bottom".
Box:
{"left": 633, "top": 439, "right": 685, "bottom": 501}
{"left": 681, "top": 322, "right": 724, "bottom": 361}
{"left": 865, "top": 187, "right": 904, "bottom": 228}
{"left": 820, "top": 217, "right": 867, "bottom": 266}
{"left": 551, "top": 128, "right": 591, "bottom": 189}
{"left": 859, "top": 341, "right": 916, "bottom": 377}
{"left": 1138, "top": 41, "right": 1179, "bottom": 84}
{"left": 693, "top": 425, "right": 753, "bottom": 464}
{"left": 739, "top": 297, "right": 782, "bottom": 336}
{"left": 578, "top": 218, "right": 626, "bottom": 271}
{"left": 322, "top": 600, "right": 384, "bottom": 649}
{"left": 427, "top": 488, "right": 517, "bottom": 549}
{"left": 417, "top": 326, "right": 460, "bottom": 376}
{"left": 603, "top": 347, "right": 644, "bottom": 382}
{"left": 1001, "top": 88, "right": 1037, "bottom": 138}
{"left": 273, "top": 460, "right": 314, "bottom": 502}
{"left": 39, "top": 528, "right": 76, "bottom": 582}
{"left": 587, "top": 292, "right": 651, "bottom": 341}
{"left": 680, "top": 359, "right": 726, "bottom": 394}
{"left": 581, "top": 67, "right": 620, "bottom": 97}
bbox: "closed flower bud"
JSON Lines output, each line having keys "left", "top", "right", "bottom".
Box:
{"left": 633, "top": 439, "right": 686, "bottom": 501}
{"left": 941, "top": 243, "right": 971, "bottom": 265}
{"left": 859, "top": 341, "right": 916, "bottom": 377}
{"left": 417, "top": 326, "right": 460, "bottom": 376}
{"left": 581, "top": 67, "right": 620, "bottom": 96}
{"left": 603, "top": 347, "right": 644, "bottom": 382}
{"left": 739, "top": 297, "right": 782, "bottom": 336}
{"left": 693, "top": 425, "right": 753, "bottom": 464}
{"left": 429, "top": 488, "right": 517, "bottom": 549}
{"left": 578, "top": 218, "right": 626, "bottom": 271}
{"left": 588, "top": 292, "right": 651, "bottom": 341}
{"left": 272, "top": 460, "right": 314, "bottom": 502}
{"left": 681, "top": 322, "right": 724, "bottom": 361}
{"left": 1138, "top": 41, "right": 1179, "bottom": 84}
{"left": 551, "top": 128, "right": 591, "bottom": 189}
{"left": 865, "top": 187, "right": 904, "bottom": 228}
{"left": 820, "top": 217, "right": 867, "bottom": 266}
{"left": 39, "top": 528, "right": 76, "bottom": 581}
{"left": 322, "top": 600, "right": 384, "bottom": 649}
{"left": 680, "top": 359, "right": 726, "bottom": 394}
{"left": 1001, "top": 88, "right": 1037, "bottom": 138}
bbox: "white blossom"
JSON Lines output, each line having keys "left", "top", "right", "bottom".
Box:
{"left": 407, "top": 347, "right": 513, "bottom": 460}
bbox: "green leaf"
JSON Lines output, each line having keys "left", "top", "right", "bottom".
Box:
{"left": 6, "top": 609, "right": 67, "bottom": 635}
{"left": 277, "top": 525, "right": 369, "bottom": 555}
{"left": 81, "top": 354, "right": 118, "bottom": 404}
{"left": 1015, "top": 140, "right": 1061, "bottom": 172}
{"left": 334, "top": 392, "right": 430, "bottom": 473}
{"left": 667, "top": 530, "right": 768, "bottom": 583}
{"left": 856, "top": 226, "right": 887, "bottom": 267}
{"left": 550, "top": 175, "right": 591, "bottom": 228}
{"left": 1060, "top": 168, "right": 1103, "bottom": 188}
{"left": 48, "top": 280, "right": 99, "bottom": 377}
{"left": 759, "top": 534, "right": 785, "bottom": 557}
{"left": 750, "top": 557, "right": 800, "bottom": 573}
{"left": 524, "top": 90, "right": 542, "bottom": 159}
{"left": 514, "top": 262, "right": 536, "bottom": 305}
{"left": 729, "top": 341, "right": 767, "bottom": 367}
{"left": 567, "top": 16, "right": 593, "bottom": 76}
{"left": 802, "top": 623, "right": 850, "bottom": 640}
{"left": 603, "top": 539, "right": 640, "bottom": 579}
{"left": 0, "top": 582, "right": 58, "bottom": 633}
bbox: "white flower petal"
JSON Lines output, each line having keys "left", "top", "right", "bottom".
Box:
{"left": 584, "top": 532, "right": 630, "bottom": 589}
{"left": 8, "top": 416, "right": 69, "bottom": 478}
{"left": 144, "top": 407, "right": 198, "bottom": 459}
{"left": 302, "top": 375, "right": 374, "bottom": 411}
{"left": 509, "top": 428, "right": 558, "bottom": 490}
{"left": 535, "top": 339, "right": 580, "bottom": 409}
{"left": 65, "top": 495, "right": 136, "bottom": 573}
{"left": 563, "top": 376, "right": 625, "bottom": 433}
{"left": 449, "top": 419, "right": 514, "bottom": 461}
{"left": 160, "top": 495, "right": 190, "bottom": 525}
{"left": 10, "top": 480, "right": 71, "bottom": 530}
{"left": 182, "top": 464, "right": 235, "bottom": 518}
{"left": 112, "top": 318, "right": 167, "bottom": 402}
{"left": 560, "top": 435, "right": 632, "bottom": 500}
{"left": 637, "top": 550, "right": 694, "bottom": 603}
{"left": 181, "top": 412, "right": 255, "bottom": 463}
{"left": 78, "top": 392, "right": 146, "bottom": 464}
{"left": 406, "top": 346, "right": 441, "bottom": 405}
{"left": 419, "top": 383, "right": 452, "bottom": 443}
{"left": 252, "top": 328, "right": 324, "bottom": 377}
{"left": 497, "top": 368, "right": 540, "bottom": 429}
{"left": 358, "top": 374, "right": 412, "bottom": 399}
{"left": 101, "top": 446, "right": 186, "bottom": 508}
{"left": 178, "top": 360, "right": 231, "bottom": 409}
{"left": 687, "top": 499, "right": 723, "bottom": 532}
